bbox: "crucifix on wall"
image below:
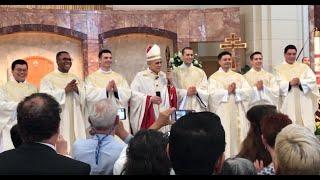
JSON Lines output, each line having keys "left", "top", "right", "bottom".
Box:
{"left": 219, "top": 33, "right": 247, "bottom": 71}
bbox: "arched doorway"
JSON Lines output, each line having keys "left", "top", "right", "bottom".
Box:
{"left": 25, "top": 56, "right": 54, "bottom": 88}
{"left": 99, "top": 27, "right": 177, "bottom": 83}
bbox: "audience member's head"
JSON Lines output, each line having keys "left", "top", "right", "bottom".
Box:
{"left": 88, "top": 98, "right": 119, "bottom": 135}
{"left": 260, "top": 112, "right": 292, "bottom": 149}
{"left": 238, "top": 105, "right": 277, "bottom": 166}
{"left": 169, "top": 112, "right": 225, "bottom": 175}
{"left": 220, "top": 157, "right": 257, "bottom": 175}
{"left": 17, "top": 93, "right": 61, "bottom": 144}
{"left": 10, "top": 124, "right": 22, "bottom": 148}
{"left": 275, "top": 124, "right": 320, "bottom": 175}
{"left": 122, "top": 129, "right": 171, "bottom": 175}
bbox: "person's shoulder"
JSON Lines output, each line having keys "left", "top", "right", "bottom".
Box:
{"left": 208, "top": 71, "right": 219, "bottom": 79}
{"left": 56, "top": 154, "right": 91, "bottom": 174}
{"left": 0, "top": 148, "right": 17, "bottom": 158}
{"left": 0, "top": 148, "right": 19, "bottom": 165}
{"left": 109, "top": 138, "right": 126, "bottom": 149}
{"left": 68, "top": 73, "right": 81, "bottom": 80}
{"left": 26, "top": 82, "right": 38, "bottom": 91}
{"left": 73, "top": 138, "right": 93, "bottom": 148}
{"left": 136, "top": 70, "right": 148, "bottom": 77}
{"left": 87, "top": 70, "right": 100, "bottom": 78}
{"left": 40, "top": 71, "right": 55, "bottom": 80}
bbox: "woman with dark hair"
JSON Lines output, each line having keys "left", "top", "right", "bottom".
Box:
{"left": 237, "top": 105, "right": 277, "bottom": 168}
{"left": 258, "top": 112, "right": 292, "bottom": 175}
{"left": 121, "top": 129, "right": 171, "bottom": 175}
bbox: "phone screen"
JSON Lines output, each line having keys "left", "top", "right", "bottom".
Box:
{"left": 172, "top": 110, "right": 194, "bottom": 121}
{"left": 117, "top": 108, "right": 126, "bottom": 120}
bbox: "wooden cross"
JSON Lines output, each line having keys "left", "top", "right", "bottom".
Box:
{"left": 220, "top": 33, "right": 247, "bottom": 70}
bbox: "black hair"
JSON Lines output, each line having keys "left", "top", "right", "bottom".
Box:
{"left": 169, "top": 112, "right": 225, "bottom": 175}
{"left": 17, "top": 93, "right": 61, "bottom": 143}
{"left": 250, "top": 51, "right": 262, "bottom": 60}
{"left": 122, "top": 129, "right": 171, "bottom": 175}
{"left": 11, "top": 59, "right": 28, "bottom": 71}
{"left": 284, "top": 45, "right": 297, "bottom": 54}
{"left": 218, "top": 51, "right": 232, "bottom": 60}
{"left": 98, "top": 49, "right": 112, "bottom": 58}
{"left": 10, "top": 124, "right": 23, "bottom": 148}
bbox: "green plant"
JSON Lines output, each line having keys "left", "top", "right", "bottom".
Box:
{"left": 170, "top": 51, "right": 203, "bottom": 69}
{"left": 240, "top": 64, "right": 250, "bottom": 74}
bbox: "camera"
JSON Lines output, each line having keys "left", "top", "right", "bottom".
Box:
{"left": 117, "top": 108, "right": 126, "bottom": 120}
{"left": 171, "top": 110, "right": 195, "bottom": 121}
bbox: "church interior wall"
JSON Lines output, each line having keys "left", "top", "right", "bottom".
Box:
{"left": 0, "top": 32, "right": 83, "bottom": 86}
{"left": 0, "top": 6, "right": 241, "bottom": 83}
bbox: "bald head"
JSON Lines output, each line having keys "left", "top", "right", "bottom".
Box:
{"left": 17, "top": 93, "right": 61, "bottom": 143}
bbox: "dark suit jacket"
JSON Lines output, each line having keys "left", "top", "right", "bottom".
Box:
{"left": 0, "top": 142, "right": 91, "bottom": 175}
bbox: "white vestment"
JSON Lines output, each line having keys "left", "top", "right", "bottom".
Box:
{"left": 0, "top": 81, "right": 37, "bottom": 152}
{"left": 173, "top": 63, "right": 209, "bottom": 111}
{"left": 208, "top": 68, "right": 252, "bottom": 158}
{"left": 131, "top": 68, "right": 173, "bottom": 133}
{"left": 275, "top": 61, "right": 319, "bottom": 132}
{"left": 85, "top": 69, "right": 132, "bottom": 133}
{"left": 40, "top": 70, "right": 87, "bottom": 151}
{"left": 244, "top": 68, "right": 279, "bottom": 109}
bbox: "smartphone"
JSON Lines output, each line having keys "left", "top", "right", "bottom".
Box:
{"left": 117, "top": 108, "right": 126, "bottom": 120}
{"left": 171, "top": 110, "right": 195, "bottom": 121}
{"left": 156, "top": 91, "right": 161, "bottom": 97}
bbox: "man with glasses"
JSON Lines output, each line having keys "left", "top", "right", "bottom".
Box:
{"left": 0, "top": 59, "right": 37, "bottom": 152}
{"left": 40, "top": 51, "right": 86, "bottom": 152}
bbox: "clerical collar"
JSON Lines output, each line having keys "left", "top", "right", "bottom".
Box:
{"left": 251, "top": 68, "right": 263, "bottom": 73}
{"left": 147, "top": 68, "right": 159, "bottom": 76}
{"left": 181, "top": 63, "right": 193, "bottom": 68}
{"left": 55, "top": 69, "right": 69, "bottom": 74}
{"left": 99, "top": 68, "right": 112, "bottom": 74}
{"left": 283, "top": 60, "right": 295, "bottom": 65}
{"left": 15, "top": 80, "right": 25, "bottom": 83}
{"left": 218, "top": 67, "right": 231, "bottom": 73}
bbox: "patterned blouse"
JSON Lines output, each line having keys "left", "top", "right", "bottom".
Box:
{"left": 258, "top": 163, "right": 275, "bottom": 175}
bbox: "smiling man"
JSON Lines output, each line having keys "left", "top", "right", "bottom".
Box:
{"left": 40, "top": 51, "right": 86, "bottom": 152}
{"left": 208, "top": 51, "right": 252, "bottom": 158}
{"left": 244, "top": 51, "right": 279, "bottom": 108}
{"left": 274, "top": 45, "right": 319, "bottom": 132}
{"left": 85, "top": 49, "right": 133, "bottom": 134}
{"left": 0, "top": 59, "right": 37, "bottom": 152}
{"left": 172, "top": 47, "right": 209, "bottom": 112}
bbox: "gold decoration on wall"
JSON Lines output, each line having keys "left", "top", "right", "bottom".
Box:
{"left": 0, "top": 5, "right": 111, "bottom": 11}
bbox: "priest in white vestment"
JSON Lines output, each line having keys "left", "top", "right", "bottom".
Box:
{"left": 0, "top": 59, "right": 37, "bottom": 152}
{"left": 131, "top": 44, "right": 178, "bottom": 134}
{"left": 208, "top": 51, "right": 252, "bottom": 158}
{"left": 244, "top": 51, "right": 279, "bottom": 109}
{"left": 40, "top": 51, "right": 86, "bottom": 151}
{"left": 85, "top": 49, "right": 133, "bottom": 134}
{"left": 172, "top": 47, "right": 208, "bottom": 112}
{"left": 274, "top": 45, "right": 319, "bottom": 132}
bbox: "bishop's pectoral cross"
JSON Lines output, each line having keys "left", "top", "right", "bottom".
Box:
{"left": 220, "top": 33, "right": 247, "bottom": 71}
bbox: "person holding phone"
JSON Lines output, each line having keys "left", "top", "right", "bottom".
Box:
{"left": 40, "top": 51, "right": 86, "bottom": 152}
{"left": 131, "top": 44, "right": 180, "bottom": 134}
{"left": 72, "top": 98, "right": 125, "bottom": 175}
